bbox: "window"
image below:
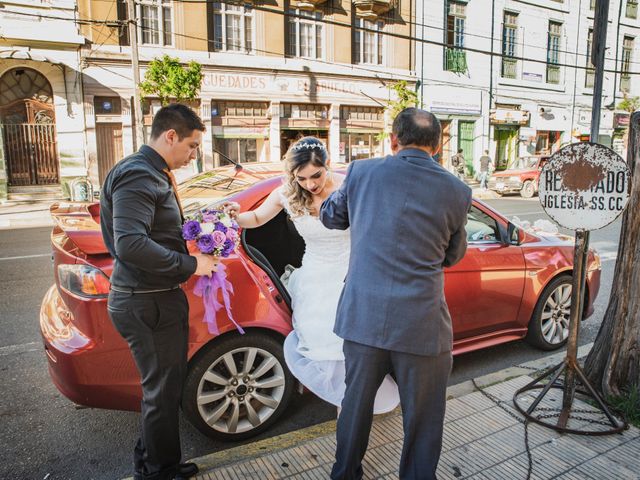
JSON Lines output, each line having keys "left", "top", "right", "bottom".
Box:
{"left": 354, "top": 19, "right": 384, "bottom": 65}
{"left": 280, "top": 103, "right": 329, "bottom": 119}
{"left": 627, "top": 0, "right": 638, "bottom": 19}
{"left": 211, "top": 101, "right": 268, "bottom": 117}
{"left": 501, "top": 12, "right": 518, "bottom": 79}
{"left": 445, "top": 1, "right": 467, "bottom": 73}
{"left": 546, "top": 21, "right": 562, "bottom": 84}
{"left": 219, "top": 138, "right": 257, "bottom": 165}
{"left": 585, "top": 29, "right": 595, "bottom": 88}
{"left": 138, "top": 0, "right": 173, "bottom": 46}
{"left": 590, "top": 0, "right": 596, "bottom": 9}
{"left": 287, "top": 9, "right": 324, "bottom": 59}
{"left": 466, "top": 206, "right": 499, "bottom": 243}
{"left": 212, "top": 3, "right": 254, "bottom": 53}
{"left": 340, "top": 106, "right": 384, "bottom": 121}
{"left": 621, "top": 36, "right": 634, "bottom": 92}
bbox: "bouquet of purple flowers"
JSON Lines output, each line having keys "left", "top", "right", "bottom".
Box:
{"left": 182, "top": 208, "right": 244, "bottom": 335}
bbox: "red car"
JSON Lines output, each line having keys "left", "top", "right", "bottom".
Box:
{"left": 489, "top": 155, "right": 550, "bottom": 198}
{"left": 40, "top": 162, "right": 601, "bottom": 441}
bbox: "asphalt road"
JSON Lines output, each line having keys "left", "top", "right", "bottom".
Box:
{"left": 0, "top": 196, "right": 621, "bottom": 480}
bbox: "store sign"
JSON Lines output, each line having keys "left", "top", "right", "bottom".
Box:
{"left": 200, "top": 72, "right": 390, "bottom": 102}
{"left": 426, "top": 86, "right": 482, "bottom": 115}
{"left": 522, "top": 72, "right": 543, "bottom": 82}
{"left": 539, "top": 142, "right": 630, "bottom": 231}
{"left": 490, "top": 108, "right": 530, "bottom": 125}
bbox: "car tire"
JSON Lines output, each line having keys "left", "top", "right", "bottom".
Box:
{"left": 525, "top": 275, "right": 572, "bottom": 351}
{"left": 520, "top": 180, "right": 536, "bottom": 198}
{"left": 182, "top": 332, "right": 295, "bottom": 441}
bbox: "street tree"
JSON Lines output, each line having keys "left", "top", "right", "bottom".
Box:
{"left": 377, "top": 80, "right": 418, "bottom": 141}
{"left": 139, "top": 55, "right": 203, "bottom": 106}
{"left": 617, "top": 94, "right": 640, "bottom": 113}
{"left": 584, "top": 112, "right": 640, "bottom": 403}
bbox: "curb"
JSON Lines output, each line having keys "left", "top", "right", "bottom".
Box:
{"left": 121, "top": 342, "right": 593, "bottom": 479}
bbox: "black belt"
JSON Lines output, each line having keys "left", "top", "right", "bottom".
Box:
{"left": 111, "top": 285, "right": 181, "bottom": 294}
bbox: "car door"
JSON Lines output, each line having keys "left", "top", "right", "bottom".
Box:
{"left": 444, "top": 205, "right": 527, "bottom": 341}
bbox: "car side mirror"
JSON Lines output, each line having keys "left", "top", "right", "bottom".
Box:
{"left": 507, "top": 222, "right": 521, "bottom": 245}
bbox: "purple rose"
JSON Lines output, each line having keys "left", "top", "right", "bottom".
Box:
{"left": 221, "top": 239, "right": 235, "bottom": 257}
{"left": 214, "top": 222, "right": 228, "bottom": 234}
{"left": 196, "top": 234, "right": 215, "bottom": 254}
{"left": 202, "top": 210, "right": 219, "bottom": 223}
{"left": 231, "top": 220, "right": 239, "bottom": 229}
{"left": 225, "top": 228, "right": 238, "bottom": 241}
{"left": 211, "top": 230, "right": 226, "bottom": 247}
{"left": 182, "top": 220, "right": 202, "bottom": 241}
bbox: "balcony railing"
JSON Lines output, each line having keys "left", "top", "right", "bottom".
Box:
{"left": 546, "top": 64, "right": 561, "bottom": 84}
{"left": 626, "top": 1, "right": 638, "bottom": 19}
{"left": 585, "top": 68, "right": 595, "bottom": 88}
{"left": 445, "top": 48, "right": 468, "bottom": 74}
{"left": 501, "top": 58, "right": 517, "bottom": 79}
{"left": 620, "top": 75, "right": 631, "bottom": 92}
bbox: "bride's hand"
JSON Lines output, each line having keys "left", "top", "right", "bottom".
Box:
{"left": 221, "top": 201, "right": 241, "bottom": 220}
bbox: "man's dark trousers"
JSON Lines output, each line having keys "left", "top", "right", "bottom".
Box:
{"left": 108, "top": 288, "right": 189, "bottom": 480}
{"left": 331, "top": 340, "right": 453, "bottom": 480}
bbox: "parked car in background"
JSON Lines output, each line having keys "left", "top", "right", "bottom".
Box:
{"left": 40, "top": 161, "right": 600, "bottom": 442}
{"left": 489, "top": 155, "right": 550, "bottom": 198}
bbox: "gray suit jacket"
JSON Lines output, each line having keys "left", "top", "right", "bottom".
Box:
{"left": 320, "top": 148, "right": 472, "bottom": 356}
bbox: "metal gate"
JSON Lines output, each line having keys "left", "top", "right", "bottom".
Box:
{"left": 2, "top": 123, "right": 59, "bottom": 186}
{"left": 96, "top": 123, "right": 124, "bottom": 185}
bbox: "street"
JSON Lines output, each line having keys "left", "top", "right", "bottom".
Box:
{"left": 0, "top": 196, "right": 621, "bottom": 480}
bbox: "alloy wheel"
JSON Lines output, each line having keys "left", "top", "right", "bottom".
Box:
{"left": 540, "top": 283, "right": 572, "bottom": 345}
{"left": 196, "top": 346, "right": 287, "bottom": 434}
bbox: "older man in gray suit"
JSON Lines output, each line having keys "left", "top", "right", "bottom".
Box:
{"left": 320, "top": 108, "right": 472, "bottom": 480}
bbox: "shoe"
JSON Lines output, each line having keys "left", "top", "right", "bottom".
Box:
{"left": 133, "top": 462, "right": 199, "bottom": 480}
{"left": 175, "top": 462, "right": 199, "bottom": 479}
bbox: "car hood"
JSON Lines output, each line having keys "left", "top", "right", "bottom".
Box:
{"left": 493, "top": 168, "right": 536, "bottom": 177}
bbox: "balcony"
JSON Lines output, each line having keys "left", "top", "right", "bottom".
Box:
{"left": 546, "top": 64, "right": 561, "bottom": 84}
{"left": 445, "top": 48, "right": 468, "bottom": 74}
{"left": 620, "top": 75, "right": 631, "bottom": 93}
{"left": 292, "top": 0, "right": 329, "bottom": 10}
{"left": 501, "top": 58, "right": 517, "bottom": 79}
{"left": 353, "top": 0, "right": 394, "bottom": 20}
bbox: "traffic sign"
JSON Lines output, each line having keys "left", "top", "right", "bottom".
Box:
{"left": 538, "top": 142, "right": 630, "bottom": 231}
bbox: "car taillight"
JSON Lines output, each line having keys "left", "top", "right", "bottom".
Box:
{"left": 58, "top": 264, "right": 111, "bottom": 298}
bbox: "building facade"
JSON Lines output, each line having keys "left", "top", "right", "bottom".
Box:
{"left": 416, "top": 0, "right": 640, "bottom": 176}
{"left": 0, "top": 0, "right": 86, "bottom": 200}
{"left": 77, "top": 0, "right": 415, "bottom": 188}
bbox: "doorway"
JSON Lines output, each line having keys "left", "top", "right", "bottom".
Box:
{"left": 0, "top": 67, "right": 59, "bottom": 186}
{"left": 494, "top": 127, "right": 518, "bottom": 170}
{"left": 280, "top": 130, "right": 329, "bottom": 159}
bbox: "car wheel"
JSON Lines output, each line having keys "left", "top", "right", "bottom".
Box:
{"left": 525, "top": 275, "right": 572, "bottom": 351}
{"left": 182, "top": 332, "right": 295, "bottom": 441}
{"left": 520, "top": 180, "right": 536, "bottom": 198}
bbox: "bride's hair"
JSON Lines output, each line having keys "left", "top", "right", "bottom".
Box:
{"left": 283, "top": 136, "right": 329, "bottom": 217}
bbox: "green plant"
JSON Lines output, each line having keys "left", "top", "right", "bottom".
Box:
{"left": 617, "top": 94, "right": 640, "bottom": 113}
{"left": 139, "top": 55, "right": 203, "bottom": 106}
{"left": 376, "top": 80, "right": 419, "bottom": 141}
{"left": 608, "top": 388, "right": 640, "bottom": 428}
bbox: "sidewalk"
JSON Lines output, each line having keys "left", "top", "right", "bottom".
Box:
{"left": 181, "top": 345, "right": 639, "bottom": 480}
{"left": 0, "top": 199, "right": 55, "bottom": 229}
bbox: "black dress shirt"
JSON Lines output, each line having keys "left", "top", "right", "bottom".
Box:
{"left": 100, "top": 145, "right": 197, "bottom": 289}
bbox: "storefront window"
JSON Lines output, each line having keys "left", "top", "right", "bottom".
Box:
{"left": 339, "top": 133, "right": 381, "bottom": 162}
{"left": 535, "top": 131, "right": 561, "bottom": 155}
{"left": 339, "top": 106, "right": 384, "bottom": 121}
{"left": 218, "top": 138, "right": 257, "bottom": 165}
{"left": 211, "top": 101, "right": 268, "bottom": 117}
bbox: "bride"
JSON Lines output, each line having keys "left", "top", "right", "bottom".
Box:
{"left": 223, "top": 137, "right": 399, "bottom": 413}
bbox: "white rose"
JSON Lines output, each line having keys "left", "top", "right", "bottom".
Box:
{"left": 201, "top": 223, "right": 215, "bottom": 234}
{"left": 221, "top": 216, "right": 232, "bottom": 228}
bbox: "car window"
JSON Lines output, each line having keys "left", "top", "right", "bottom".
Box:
{"left": 467, "top": 206, "right": 500, "bottom": 243}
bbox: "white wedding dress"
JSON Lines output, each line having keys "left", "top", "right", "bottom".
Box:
{"left": 279, "top": 187, "right": 400, "bottom": 413}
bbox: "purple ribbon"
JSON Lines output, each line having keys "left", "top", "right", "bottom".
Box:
{"left": 193, "top": 263, "right": 245, "bottom": 335}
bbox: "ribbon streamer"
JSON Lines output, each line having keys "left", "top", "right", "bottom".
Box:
{"left": 193, "top": 263, "right": 245, "bottom": 335}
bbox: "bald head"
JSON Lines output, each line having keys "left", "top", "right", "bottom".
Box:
{"left": 392, "top": 108, "right": 441, "bottom": 151}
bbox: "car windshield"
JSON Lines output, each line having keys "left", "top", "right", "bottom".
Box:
{"left": 509, "top": 157, "right": 539, "bottom": 170}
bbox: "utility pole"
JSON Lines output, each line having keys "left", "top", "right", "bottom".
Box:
{"left": 127, "top": 0, "right": 145, "bottom": 149}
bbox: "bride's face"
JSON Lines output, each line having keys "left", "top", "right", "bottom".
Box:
{"left": 294, "top": 162, "right": 330, "bottom": 196}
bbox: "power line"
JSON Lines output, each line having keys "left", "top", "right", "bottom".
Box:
{"left": 3, "top": 4, "right": 639, "bottom": 76}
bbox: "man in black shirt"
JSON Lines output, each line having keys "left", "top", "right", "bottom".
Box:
{"left": 101, "top": 104, "right": 218, "bottom": 480}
